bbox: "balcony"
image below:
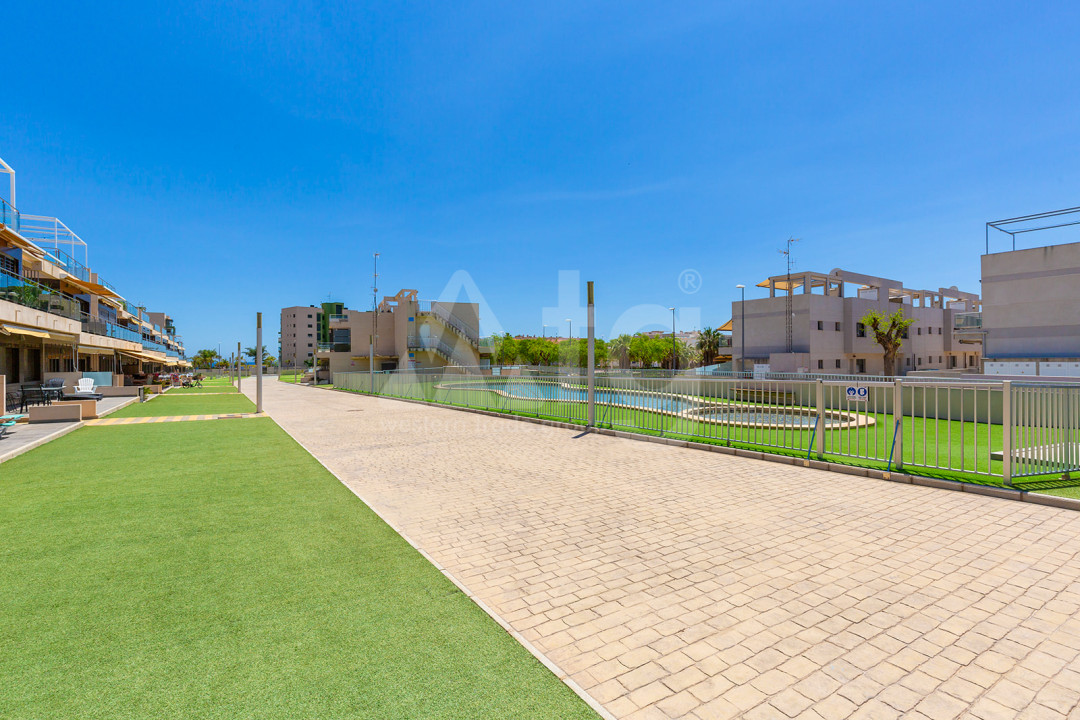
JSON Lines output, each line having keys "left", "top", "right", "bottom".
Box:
{"left": 83, "top": 317, "right": 142, "bottom": 344}
{"left": 954, "top": 312, "right": 983, "bottom": 330}
{"left": 329, "top": 314, "right": 348, "bottom": 322}
{"left": 141, "top": 338, "right": 167, "bottom": 353}
{"left": 316, "top": 341, "right": 334, "bottom": 352}
{"left": 0, "top": 269, "right": 85, "bottom": 322}
{"left": 0, "top": 197, "right": 18, "bottom": 231}
{"left": 42, "top": 247, "right": 90, "bottom": 282}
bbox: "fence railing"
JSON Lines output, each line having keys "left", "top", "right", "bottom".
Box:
{"left": 417, "top": 301, "right": 480, "bottom": 346}
{"left": 0, "top": 268, "right": 85, "bottom": 322}
{"left": 0, "top": 197, "right": 18, "bottom": 230}
{"left": 331, "top": 369, "right": 1080, "bottom": 488}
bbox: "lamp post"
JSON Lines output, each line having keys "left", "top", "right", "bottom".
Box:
{"left": 668, "top": 307, "right": 677, "bottom": 373}
{"left": 565, "top": 318, "right": 572, "bottom": 369}
{"left": 542, "top": 324, "right": 549, "bottom": 339}
{"left": 736, "top": 284, "right": 746, "bottom": 373}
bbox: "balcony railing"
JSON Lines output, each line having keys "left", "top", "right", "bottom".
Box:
{"left": 954, "top": 312, "right": 983, "bottom": 330}
{"left": 83, "top": 317, "right": 142, "bottom": 344}
{"left": 0, "top": 197, "right": 18, "bottom": 231}
{"left": 317, "top": 341, "right": 334, "bottom": 352}
{"left": 0, "top": 268, "right": 85, "bottom": 323}
{"left": 18, "top": 214, "right": 88, "bottom": 272}
{"left": 416, "top": 301, "right": 480, "bottom": 346}
{"left": 141, "top": 339, "right": 167, "bottom": 353}
{"left": 42, "top": 246, "right": 91, "bottom": 282}
{"left": 329, "top": 314, "right": 348, "bottom": 322}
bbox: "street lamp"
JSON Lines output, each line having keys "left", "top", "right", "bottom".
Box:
{"left": 542, "top": 324, "right": 549, "bottom": 339}
{"left": 565, "top": 318, "right": 572, "bottom": 369}
{"left": 668, "top": 307, "right": 677, "bottom": 373}
{"left": 736, "top": 284, "right": 745, "bottom": 373}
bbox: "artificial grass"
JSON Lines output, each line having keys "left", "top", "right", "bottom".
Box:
{"left": 109, "top": 394, "right": 257, "bottom": 418}
{"left": 0, "top": 419, "right": 598, "bottom": 720}
{"left": 165, "top": 385, "right": 240, "bottom": 394}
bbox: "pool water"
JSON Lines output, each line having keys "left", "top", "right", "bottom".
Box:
{"left": 439, "top": 381, "right": 851, "bottom": 427}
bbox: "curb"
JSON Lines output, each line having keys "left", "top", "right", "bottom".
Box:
{"left": 0, "top": 421, "right": 85, "bottom": 464}
{"left": 332, "top": 388, "right": 1080, "bottom": 513}
{"left": 253, "top": 385, "right": 618, "bottom": 720}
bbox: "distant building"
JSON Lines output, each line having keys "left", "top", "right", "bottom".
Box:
{"left": 279, "top": 305, "right": 322, "bottom": 368}
{"left": 731, "top": 268, "right": 981, "bottom": 375}
{"left": 307, "top": 289, "right": 493, "bottom": 375}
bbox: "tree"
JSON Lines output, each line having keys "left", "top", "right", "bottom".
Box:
{"left": 861, "top": 308, "right": 916, "bottom": 377}
{"left": 192, "top": 349, "right": 220, "bottom": 369}
{"left": 608, "top": 334, "right": 632, "bottom": 369}
{"left": 696, "top": 327, "right": 722, "bottom": 366}
{"left": 494, "top": 333, "right": 519, "bottom": 365}
{"left": 245, "top": 346, "right": 274, "bottom": 365}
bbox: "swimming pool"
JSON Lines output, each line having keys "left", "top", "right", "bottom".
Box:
{"left": 436, "top": 380, "right": 872, "bottom": 428}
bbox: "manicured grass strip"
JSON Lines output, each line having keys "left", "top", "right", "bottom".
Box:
{"left": 165, "top": 385, "right": 240, "bottom": 394}
{"left": 109, "top": 393, "right": 257, "bottom": 418}
{"left": 0, "top": 419, "right": 599, "bottom": 720}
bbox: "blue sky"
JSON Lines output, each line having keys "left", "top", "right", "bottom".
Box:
{"left": 3, "top": 1, "right": 1078, "bottom": 351}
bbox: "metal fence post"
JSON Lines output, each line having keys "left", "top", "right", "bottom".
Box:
{"left": 256, "top": 312, "right": 263, "bottom": 413}
{"left": 1001, "top": 380, "right": 1012, "bottom": 486}
{"left": 893, "top": 378, "right": 903, "bottom": 471}
{"left": 587, "top": 281, "right": 595, "bottom": 428}
{"left": 815, "top": 379, "right": 825, "bottom": 459}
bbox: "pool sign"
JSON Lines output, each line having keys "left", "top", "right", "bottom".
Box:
{"left": 846, "top": 386, "right": 868, "bottom": 402}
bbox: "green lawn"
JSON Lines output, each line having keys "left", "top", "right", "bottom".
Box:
{"left": 0, "top": 419, "right": 598, "bottom": 719}
{"left": 166, "top": 384, "right": 240, "bottom": 394}
{"left": 110, "top": 393, "right": 257, "bottom": 417}
{"left": 334, "top": 378, "right": 1080, "bottom": 495}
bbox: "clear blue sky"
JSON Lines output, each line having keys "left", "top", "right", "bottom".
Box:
{"left": 3, "top": 1, "right": 1078, "bottom": 351}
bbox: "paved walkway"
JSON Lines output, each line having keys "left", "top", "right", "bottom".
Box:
{"left": 246, "top": 380, "right": 1080, "bottom": 720}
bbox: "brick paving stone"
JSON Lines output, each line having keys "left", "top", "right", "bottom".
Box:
{"left": 251, "top": 382, "right": 1080, "bottom": 719}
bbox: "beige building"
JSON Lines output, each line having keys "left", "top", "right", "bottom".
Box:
{"left": 1, "top": 157, "right": 188, "bottom": 401}
{"left": 981, "top": 240, "right": 1080, "bottom": 363}
{"left": 732, "top": 269, "right": 981, "bottom": 375}
{"left": 280, "top": 305, "right": 322, "bottom": 367}
{"left": 312, "top": 289, "right": 492, "bottom": 374}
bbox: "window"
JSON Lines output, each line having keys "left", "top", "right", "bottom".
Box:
{"left": 835, "top": 359, "right": 841, "bottom": 369}
{"left": 918, "top": 357, "right": 923, "bottom": 366}
{"left": 856, "top": 323, "right": 866, "bottom": 338}
{"left": 917, "top": 327, "right": 922, "bottom": 335}
{"left": 938, "top": 356, "right": 943, "bottom": 364}
{"left": 906, "top": 357, "right": 911, "bottom": 367}
{"left": 835, "top": 322, "right": 841, "bottom": 331}
{"left": 937, "top": 327, "right": 942, "bottom": 335}
{"left": 817, "top": 359, "right": 823, "bottom": 369}
{"left": 856, "top": 358, "right": 866, "bottom": 373}
{"left": 817, "top": 321, "right": 823, "bottom": 331}
{"left": 901, "top": 328, "right": 909, "bottom": 339}
{"left": 0, "top": 252, "right": 17, "bottom": 275}
{"left": 307, "top": 342, "right": 313, "bottom": 347}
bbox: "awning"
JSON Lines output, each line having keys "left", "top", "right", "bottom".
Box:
{"left": 120, "top": 350, "right": 162, "bottom": 363}
{"left": 78, "top": 346, "right": 117, "bottom": 355}
{"left": 0, "top": 324, "right": 50, "bottom": 339}
{"left": 719, "top": 318, "right": 733, "bottom": 332}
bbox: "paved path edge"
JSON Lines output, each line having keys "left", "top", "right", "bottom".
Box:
{"left": 266, "top": 410, "right": 620, "bottom": 720}
{"left": 328, "top": 388, "right": 1080, "bottom": 513}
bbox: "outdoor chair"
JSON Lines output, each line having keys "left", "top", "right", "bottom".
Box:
{"left": 6, "top": 389, "right": 23, "bottom": 414}
{"left": 74, "top": 378, "right": 96, "bottom": 394}
{"left": 21, "top": 383, "right": 49, "bottom": 407}
{"left": 1, "top": 414, "right": 26, "bottom": 440}
{"left": 42, "top": 378, "right": 65, "bottom": 402}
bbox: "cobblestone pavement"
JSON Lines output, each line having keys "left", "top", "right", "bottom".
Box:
{"left": 248, "top": 380, "right": 1080, "bottom": 719}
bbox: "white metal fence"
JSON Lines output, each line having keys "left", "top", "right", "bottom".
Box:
{"left": 332, "top": 369, "right": 1080, "bottom": 487}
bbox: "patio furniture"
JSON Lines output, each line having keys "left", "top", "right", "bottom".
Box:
{"left": 43, "top": 378, "right": 66, "bottom": 403}
{"left": 74, "top": 378, "right": 96, "bottom": 394}
{"left": 6, "top": 388, "right": 23, "bottom": 414}
{"left": 0, "top": 413, "right": 26, "bottom": 439}
{"left": 21, "top": 383, "right": 49, "bottom": 407}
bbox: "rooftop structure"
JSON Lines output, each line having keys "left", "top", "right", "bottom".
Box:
{"left": 732, "top": 268, "right": 980, "bottom": 375}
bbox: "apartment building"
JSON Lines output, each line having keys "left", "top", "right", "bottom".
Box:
{"left": 279, "top": 305, "right": 324, "bottom": 367}
{"left": 306, "top": 289, "right": 493, "bottom": 375}
{"left": 0, "top": 157, "right": 187, "bottom": 398}
{"left": 731, "top": 268, "right": 981, "bottom": 375}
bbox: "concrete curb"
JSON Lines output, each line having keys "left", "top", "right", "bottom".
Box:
{"left": 258, "top": 388, "right": 618, "bottom": 720}
{"left": 332, "top": 388, "right": 1080, "bottom": 513}
{"left": 0, "top": 421, "right": 85, "bottom": 464}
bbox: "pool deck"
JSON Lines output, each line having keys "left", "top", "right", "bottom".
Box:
{"left": 245, "top": 378, "right": 1080, "bottom": 720}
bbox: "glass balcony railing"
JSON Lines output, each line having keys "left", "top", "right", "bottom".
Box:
{"left": 0, "top": 197, "right": 18, "bottom": 231}
{"left": 83, "top": 317, "right": 143, "bottom": 344}
{"left": 0, "top": 268, "right": 85, "bottom": 322}
{"left": 954, "top": 312, "right": 983, "bottom": 330}
{"left": 329, "top": 314, "right": 348, "bottom": 322}
{"left": 316, "top": 341, "right": 334, "bottom": 352}
{"left": 141, "top": 339, "right": 167, "bottom": 353}
{"left": 42, "top": 247, "right": 90, "bottom": 282}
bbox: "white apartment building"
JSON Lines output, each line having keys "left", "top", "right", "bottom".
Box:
{"left": 732, "top": 268, "right": 981, "bottom": 375}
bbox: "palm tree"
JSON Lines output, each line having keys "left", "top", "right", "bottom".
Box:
{"left": 697, "top": 327, "right": 721, "bottom": 367}
{"left": 193, "top": 348, "right": 220, "bottom": 369}
{"left": 608, "top": 334, "right": 632, "bottom": 369}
